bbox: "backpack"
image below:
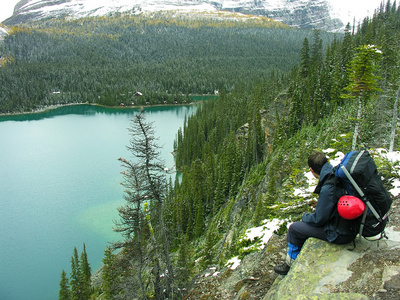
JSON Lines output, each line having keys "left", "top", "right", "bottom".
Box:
{"left": 334, "top": 150, "right": 392, "bottom": 239}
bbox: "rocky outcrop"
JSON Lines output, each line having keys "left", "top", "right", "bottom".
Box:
{"left": 184, "top": 200, "right": 400, "bottom": 299}
{"left": 266, "top": 234, "right": 400, "bottom": 300}
{"left": 222, "top": 0, "right": 343, "bottom": 31}
{"left": 5, "top": 0, "right": 343, "bottom": 31}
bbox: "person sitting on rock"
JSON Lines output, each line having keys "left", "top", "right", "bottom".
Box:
{"left": 273, "top": 150, "right": 358, "bottom": 275}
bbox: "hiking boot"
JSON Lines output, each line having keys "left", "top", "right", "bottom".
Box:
{"left": 273, "top": 262, "right": 290, "bottom": 275}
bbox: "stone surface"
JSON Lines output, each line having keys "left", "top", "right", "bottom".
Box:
{"left": 5, "top": 0, "right": 343, "bottom": 31}
{"left": 185, "top": 199, "right": 400, "bottom": 299}
{"left": 264, "top": 237, "right": 400, "bottom": 299}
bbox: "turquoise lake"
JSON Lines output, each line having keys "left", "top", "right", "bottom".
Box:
{"left": 0, "top": 104, "right": 196, "bottom": 300}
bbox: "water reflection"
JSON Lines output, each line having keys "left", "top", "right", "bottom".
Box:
{"left": 0, "top": 103, "right": 197, "bottom": 122}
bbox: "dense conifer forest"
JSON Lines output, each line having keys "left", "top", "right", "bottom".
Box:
{"left": 2, "top": 3, "right": 400, "bottom": 300}
{"left": 169, "top": 0, "right": 400, "bottom": 266}
{"left": 104, "top": 2, "right": 399, "bottom": 299}
{"left": 0, "top": 12, "right": 336, "bottom": 113}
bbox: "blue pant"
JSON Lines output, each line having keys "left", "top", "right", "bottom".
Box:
{"left": 286, "top": 221, "right": 355, "bottom": 260}
{"left": 286, "top": 222, "right": 327, "bottom": 260}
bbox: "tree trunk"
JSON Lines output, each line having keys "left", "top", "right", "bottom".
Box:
{"left": 389, "top": 83, "right": 400, "bottom": 152}
{"left": 352, "top": 95, "right": 362, "bottom": 151}
{"left": 152, "top": 252, "right": 163, "bottom": 300}
{"left": 136, "top": 231, "right": 146, "bottom": 299}
{"left": 159, "top": 204, "right": 174, "bottom": 298}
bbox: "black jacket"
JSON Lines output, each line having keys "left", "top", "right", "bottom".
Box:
{"left": 302, "top": 162, "right": 357, "bottom": 242}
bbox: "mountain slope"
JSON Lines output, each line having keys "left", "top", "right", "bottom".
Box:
{"left": 4, "top": 0, "right": 343, "bottom": 31}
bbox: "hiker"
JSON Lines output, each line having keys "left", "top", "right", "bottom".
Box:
{"left": 273, "top": 150, "right": 358, "bottom": 275}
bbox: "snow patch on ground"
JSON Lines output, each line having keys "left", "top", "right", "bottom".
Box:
{"left": 385, "top": 226, "right": 400, "bottom": 242}
{"left": 227, "top": 148, "right": 400, "bottom": 271}
{"left": 225, "top": 256, "right": 241, "bottom": 270}
{"left": 244, "top": 218, "right": 287, "bottom": 249}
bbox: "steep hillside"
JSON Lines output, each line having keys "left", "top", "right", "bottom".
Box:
{"left": 185, "top": 221, "right": 400, "bottom": 299}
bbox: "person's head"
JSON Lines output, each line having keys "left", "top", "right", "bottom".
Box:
{"left": 308, "top": 151, "right": 327, "bottom": 177}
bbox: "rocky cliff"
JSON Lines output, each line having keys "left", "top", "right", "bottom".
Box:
{"left": 184, "top": 198, "right": 400, "bottom": 299}
{"left": 0, "top": 25, "right": 9, "bottom": 41}
{"left": 4, "top": 0, "right": 343, "bottom": 31}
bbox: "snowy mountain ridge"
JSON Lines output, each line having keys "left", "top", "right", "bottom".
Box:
{"left": 0, "top": 24, "right": 10, "bottom": 41}
{"left": 5, "top": 0, "right": 345, "bottom": 31}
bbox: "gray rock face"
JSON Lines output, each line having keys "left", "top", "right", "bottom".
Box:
{"left": 184, "top": 202, "right": 400, "bottom": 299}
{"left": 4, "top": 0, "right": 343, "bottom": 31}
{"left": 265, "top": 236, "right": 400, "bottom": 299}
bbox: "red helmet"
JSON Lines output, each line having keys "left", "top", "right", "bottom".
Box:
{"left": 337, "top": 195, "right": 366, "bottom": 220}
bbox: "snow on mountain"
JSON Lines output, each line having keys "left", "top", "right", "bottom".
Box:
{"left": 0, "top": 26, "right": 10, "bottom": 41}
{"left": 3, "top": 0, "right": 346, "bottom": 31}
{"left": 12, "top": 0, "right": 218, "bottom": 20}
{"left": 329, "top": 0, "right": 381, "bottom": 27}
{"left": 0, "top": 0, "right": 382, "bottom": 30}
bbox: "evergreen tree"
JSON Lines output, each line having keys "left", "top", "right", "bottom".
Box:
{"left": 115, "top": 153, "right": 148, "bottom": 297}
{"left": 299, "top": 37, "right": 310, "bottom": 78}
{"left": 177, "top": 234, "right": 190, "bottom": 282}
{"left": 342, "top": 44, "right": 383, "bottom": 149}
{"left": 213, "top": 173, "right": 226, "bottom": 214}
{"left": 341, "top": 23, "right": 354, "bottom": 81}
{"left": 70, "top": 247, "right": 82, "bottom": 300}
{"left": 246, "top": 93, "right": 264, "bottom": 166}
{"left": 59, "top": 270, "right": 71, "bottom": 300}
{"left": 123, "top": 111, "right": 175, "bottom": 298}
{"left": 101, "top": 247, "right": 117, "bottom": 300}
{"left": 311, "top": 30, "right": 323, "bottom": 72}
{"left": 203, "top": 142, "right": 216, "bottom": 214}
{"left": 79, "top": 244, "right": 91, "bottom": 300}
{"left": 389, "top": 84, "right": 400, "bottom": 151}
{"left": 191, "top": 159, "right": 205, "bottom": 238}
{"left": 202, "top": 230, "right": 216, "bottom": 269}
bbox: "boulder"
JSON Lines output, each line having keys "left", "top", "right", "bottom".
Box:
{"left": 265, "top": 231, "right": 400, "bottom": 300}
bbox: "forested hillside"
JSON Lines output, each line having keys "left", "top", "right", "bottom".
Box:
{"left": 169, "top": 0, "right": 400, "bottom": 254}
{"left": 0, "top": 12, "right": 336, "bottom": 113}
{"left": 5, "top": 1, "right": 397, "bottom": 299}
{"left": 79, "top": 1, "right": 400, "bottom": 299}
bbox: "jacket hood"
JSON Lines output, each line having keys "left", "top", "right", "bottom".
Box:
{"left": 319, "top": 162, "right": 334, "bottom": 183}
{"left": 313, "top": 162, "right": 334, "bottom": 194}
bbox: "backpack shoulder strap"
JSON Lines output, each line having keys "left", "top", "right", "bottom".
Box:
{"left": 314, "top": 171, "right": 337, "bottom": 194}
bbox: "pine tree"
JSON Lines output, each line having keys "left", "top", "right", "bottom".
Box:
{"left": 311, "top": 30, "right": 323, "bottom": 72}
{"left": 59, "top": 270, "right": 71, "bottom": 300}
{"left": 122, "top": 111, "right": 175, "bottom": 298}
{"left": 177, "top": 234, "right": 190, "bottom": 282}
{"left": 299, "top": 37, "right": 310, "bottom": 78}
{"left": 246, "top": 93, "right": 264, "bottom": 166}
{"left": 101, "top": 247, "right": 117, "bottom": 300}
{"left": 213, "top": 174, "right": 226, "bottom": 214}
{"left": 390, "top": 84, "right": 400, "bottom": 151}
{"left": 342, "top": 44, "right": 383, "bottom": 149}
{"left": 341, "top": 23, "right": 354, "bottom": 83}
{"left": 203, "top": 142, "right": 216, "bottom": 214}
{"left": 115, "top": 153, "right": 148, "bottom": 297}
{"left": 379, "top": 2, "right": 400, "bottom": 151}
{"left": 79, "top": 244, "right": 91, "bottom": 300}
{"left": 191, "top": 159, "right": 205, "bottom": 238}
{"left": 202, "top": 230, "right": 215, "bottom": 269}
{"left": 70, "top": 247, "right": 82, "bottom": 300}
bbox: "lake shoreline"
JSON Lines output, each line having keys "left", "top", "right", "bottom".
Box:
{"left": 0, "top": 104, "right": 196, "bottom": 300}
{"left": 0, "top": 101, "right": 201, "bottom": 117}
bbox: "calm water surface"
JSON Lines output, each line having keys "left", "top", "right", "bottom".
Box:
{"left": 0, "top": 104, "right": 196, "bottom": 300}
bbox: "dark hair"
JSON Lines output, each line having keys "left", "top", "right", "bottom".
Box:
{"left": 308, "top": 151, "right": 327, "bottom": 175}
